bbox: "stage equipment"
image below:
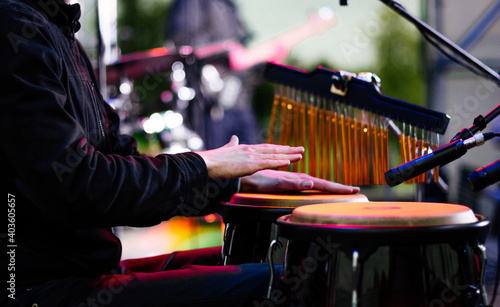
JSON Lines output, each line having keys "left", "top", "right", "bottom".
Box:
{"left": 104, "top": 47, "right": 185, "bottom": 84}
{"left": 266, "top": 202, "right": 489, "bottom": 307}
{"left": 468, "top": 159, "right": 500, "bottom": 192}
{"left": 264, "top": 62, "right": 450, "bottom": 185}
{"left": 385, "top": 133, "right": 493, "bottom": 187}
{"left": 219, "top": 191, "right": 368, "bottom": 265}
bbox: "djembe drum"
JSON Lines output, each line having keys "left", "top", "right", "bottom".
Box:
{"left": 219, "top": 191, "right": 368, "bottom": 265}
{"left": 265, "top": 202, "right": 489, "bottom": 307}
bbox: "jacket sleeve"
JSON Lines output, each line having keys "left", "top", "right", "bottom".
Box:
{"left": 103, "top": 100, "right": 142, "bottom": 157}
{"left": 0, "top": 4, "right": 237, "bottom": 228}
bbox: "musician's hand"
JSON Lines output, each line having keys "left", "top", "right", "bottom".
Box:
{"left": 240, "top": 169, "right": 360, "bottom": 194}
{"left": 195, "top": 135, "right": 304, "bottom": 180}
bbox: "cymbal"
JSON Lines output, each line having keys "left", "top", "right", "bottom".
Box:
{"left": 105, "top": 47, "right": 184, "bottom": 84}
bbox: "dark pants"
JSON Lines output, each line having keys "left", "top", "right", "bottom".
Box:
{"left": 10, "top": 247, "right": 279, "bottom": 307}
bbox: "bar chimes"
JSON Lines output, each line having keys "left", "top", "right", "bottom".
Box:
{"left": 264, "top": 63, "right": 450, "bottom": 186}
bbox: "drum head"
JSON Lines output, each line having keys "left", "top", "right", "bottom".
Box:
{"left": 228, "top": 191, "right": 368, "bottom": 208}
{"left": 290, "top": 202, "right": 477, "bottom": 227}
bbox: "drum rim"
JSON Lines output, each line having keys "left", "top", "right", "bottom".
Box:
{"left": 277, "top": 213, "right": 488, "bottom": 229}
{"left": 219, "top": 203, "right": 294, "bottom": 222}
{"left": 275, "top": 214, "right": 490, "bottom": 244}
{"left": 226, "top": 192, "right": 369, "bottom": 208}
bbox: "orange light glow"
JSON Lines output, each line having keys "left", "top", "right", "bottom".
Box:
{"left": 204, "top": 214, "right": 217, "bottom": 223}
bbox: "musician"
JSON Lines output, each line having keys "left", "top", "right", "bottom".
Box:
{"left": 0, "top": 0, "right": 357, "bottom": 306}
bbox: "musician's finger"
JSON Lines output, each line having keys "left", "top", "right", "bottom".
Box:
{"left": 284, "top": 172, "right": 359, "bottom": 193}
{"left": 254, "top": 154, "right": 302, "bottom": 163}
{"left": 248, "top": 144, "right": 304, "bottom": 154}
{"left": 277, "top": 179, "right": 314, "bottom": 191}
{"left": 310, "top": 179, "right": 360, "bottom": 194}
{"left": 253, "top": 159, "right": 291, "bottom": 171}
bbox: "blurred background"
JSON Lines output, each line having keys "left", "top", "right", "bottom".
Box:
{"left": 74, "top": 0, "right": 500, "bottom": 261}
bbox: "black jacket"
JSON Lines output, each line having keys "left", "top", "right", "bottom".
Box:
{"left": 0, "top": 0, "right": 237, "bottom": 288}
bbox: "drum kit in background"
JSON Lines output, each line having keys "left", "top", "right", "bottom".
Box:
{"left": 104, "top": 46, "right": 210, "bottom": 154}
{"left": 220, "top": 193, "right": 490, "bottom": 307}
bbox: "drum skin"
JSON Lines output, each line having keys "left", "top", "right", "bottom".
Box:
{"left": 219, "top": 192, "right": 368, "bottom": 265}
{"left": 290, "top": 202, "right": 478, "bottom": 226}
{"left": 267, "top": 203, "right": 490, "bottom": 307}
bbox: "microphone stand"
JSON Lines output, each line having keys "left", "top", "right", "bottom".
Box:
{"left": 95, "top": 0, "right": 108, "bottom": 100}
{"left": 379, "top": 0, "right": 500, "bottom": 142}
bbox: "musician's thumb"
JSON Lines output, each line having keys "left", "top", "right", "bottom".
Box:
{"left": 223, "top": 135, "right": 239, "bottom": 147}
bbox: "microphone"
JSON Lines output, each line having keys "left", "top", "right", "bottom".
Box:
{"left": 385, "top": 134, "right": 487, "bottom": 187}
{"left": 467, "top": 159, "right": 500, "bottom": 191}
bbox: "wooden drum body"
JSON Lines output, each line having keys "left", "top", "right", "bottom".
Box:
{"left": 267, "top": 202, "right": 490, "bottom": 307}
{"left": 219, "top": 192, "right": 368, "bottom": 265}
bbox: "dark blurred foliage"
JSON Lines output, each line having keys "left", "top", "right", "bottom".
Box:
{"left": 117, "top": 0, "right": 170, "bottom": 54}
{"left": 116, "top": 0, "right": 173, "bottom": 115}
{"left": 371, "top": 9, "right": 426, "bottom": 107}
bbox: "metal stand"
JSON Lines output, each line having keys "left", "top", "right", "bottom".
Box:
{"left": 379, "top": 0, "right": 500, "bottom": 142}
